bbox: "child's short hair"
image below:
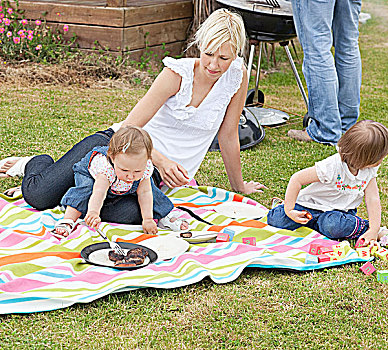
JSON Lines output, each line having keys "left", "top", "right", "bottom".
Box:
{"left": 191, "top": 8, "right": 246, "bottom": 57}
{"left": 338, "top": 120, "right": 388, "bottom": 169}
{"left": 107, "top": 126, "right": 153, "bottom": 160}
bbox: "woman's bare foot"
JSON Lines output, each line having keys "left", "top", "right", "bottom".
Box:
{"left": 0, "top": 157, "right": 21, "bottom": 178}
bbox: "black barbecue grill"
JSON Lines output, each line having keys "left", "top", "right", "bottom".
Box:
{"left": 209, "top": 0, "right": 309, "bottom": 151}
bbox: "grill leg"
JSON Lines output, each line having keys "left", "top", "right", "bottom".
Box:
{"left": 254, "top": 41, "right": 263, "bottom": 103}
{"left": 282, "top": 43, "right": 309, "bottom": 110}
{"left": 247, "top": 44, "right": 256, "bottom": 84}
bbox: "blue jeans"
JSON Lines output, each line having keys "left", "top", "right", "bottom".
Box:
{"left": 22, "top": 129, "right": 172, "bottom": 224}
{"left": 267, "top": 203, "right": 369, "bottom": 240}
{"left": 291, "top": 0, "right": 362, "bottom": 144}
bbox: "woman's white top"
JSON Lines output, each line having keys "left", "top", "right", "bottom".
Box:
{"left": 296, "top": 153, "right": 379, "bottom": 212}
{"left": 112, "top": 56, "right": 244, "bottom": 180}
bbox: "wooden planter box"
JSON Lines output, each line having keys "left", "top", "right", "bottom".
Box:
{"left": 13, "top": 0, "right": 193, "bottom": 59}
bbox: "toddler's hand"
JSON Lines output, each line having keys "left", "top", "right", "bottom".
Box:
{"left": 287, "top": 210, "right": 312, "bottom": 224}
{"left": 142, "top": 218, "right": 158, "bottom": 235}
{"left": 356, "top": 230, "right": 379, "bottom": 248}
{"left": 85, "top": 210, "right": 101, "bottom": 229}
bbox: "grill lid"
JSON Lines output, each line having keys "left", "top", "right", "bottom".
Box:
{"left": 216, "top": 0, "right": 293, "bottom": 17}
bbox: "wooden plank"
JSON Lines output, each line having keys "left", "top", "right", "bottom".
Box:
{"left": 56, "top": 18, "right": 190, "bottom": 51}
{"left": 123, "top": 41, "right": 185, "bottom": 60}
{"left": 122, "top": 18, "right": 191, "bottom": 50}
{"left": 14, "top": 1, "right": 192, "bottom": 28}
{"left": 16, "top": 1, "right": 125, "bottom": 27}
{"left": 123, "top": 1, "right": 192, "bottom": 27}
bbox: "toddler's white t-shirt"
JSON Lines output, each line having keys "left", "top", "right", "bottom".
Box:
{"left": 296, "top": 153, "right": 379, "bottom": 212}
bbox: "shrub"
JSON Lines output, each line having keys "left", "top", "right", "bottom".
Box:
{"left": 0, "top": 0, "right": 76, "bottom": 63}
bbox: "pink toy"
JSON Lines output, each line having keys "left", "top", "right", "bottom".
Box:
{"left": 216, "top": 233, "right": 230, "bottom": 243}
{"left": 242, "top": 237, "right": 256, "bottom": 246}
{"left": 309, "top": 243, "right": 321, "bottom": 256}
{"left": 317, "top": 246, "right": 333, "bottom": 255}
{"left": 360, "top": 262, "right": 376, "bottom": 275}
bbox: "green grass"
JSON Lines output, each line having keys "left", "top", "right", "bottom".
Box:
{"left": 0, "top": 0, "right": 387, "bottom": 348}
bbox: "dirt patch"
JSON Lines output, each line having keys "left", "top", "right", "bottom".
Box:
{"left": 0, "top": 57, "right": 156, "bottom": 89}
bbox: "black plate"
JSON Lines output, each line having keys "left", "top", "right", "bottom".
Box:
{"left": 80, "top": 242, "right": 158, "bottom": 270}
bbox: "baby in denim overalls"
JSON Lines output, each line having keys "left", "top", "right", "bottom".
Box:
{"left": 53, "top": 126, "right": 187, "bottom": 238}
{"left": 268, "top": 120, "right": 388, "bottom": 248}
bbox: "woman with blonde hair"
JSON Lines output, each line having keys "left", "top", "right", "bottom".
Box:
{"left": 1, "top": 9, "right": 265, "bottom": 226}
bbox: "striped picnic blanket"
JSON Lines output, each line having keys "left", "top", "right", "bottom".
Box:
{"left": 0, "top": 186, "right": 368, "bottom": 314}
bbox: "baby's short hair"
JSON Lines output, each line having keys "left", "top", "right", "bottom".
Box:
{"left": 338, "top": 120, "right": 388, "bottom": 169}
{"left": 192, "top": 8, "right": 246, "bottom": 57}
{"left": 107, "top": 126, "right": 153, "bottom": 160}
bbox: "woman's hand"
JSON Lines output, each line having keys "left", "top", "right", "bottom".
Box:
{"left": 142, "top": 218, "right": 158, "bottom": 235}
{"left": 286, "top": 209, "right": 312, "bottom": 224}
{"left": 158, "top": 158, "right": 189, "bottom": 188}
{"left": 240, "top": 181, "right": 267, "bottom": 194}
{"left": 85, "top": 210, "right": 101, "bottom": 229}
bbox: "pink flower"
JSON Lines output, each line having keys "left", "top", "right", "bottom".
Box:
{"left": 56, "top": 12, "right": 61, "bottom": 16}
{"left": 0, "top": 18, "right": 2, "bottom": 24}
{"left": 3, "top": 18, "right": 10, "bottom": 26}
{"left": 7, "top": 8, "right": 13, "bottom": 15}
{"left": 6, "top": 31, "right": 12, "bottom": 38}
{"left": 17, "top": 29, "right": 25, "bottom": 36}
{"left": 27, "top": 34, "right": 33, "bottom": 40}
{"left": 0, "top": 6, "right": 2, "bottom": 11}
{"left": 0, "top": 14, "right": 4, "bottom": 19}
{"left": 21, "top": 19, "right": 28, "bottom": 25}
{"left": 13, "top": 36, "right": 20, "bottom": 44}
{"left": 27, "top": 30, "right": 33, "bottom": 35}
{"left": 35, "top": 44, "right": 42, "bottom": 50}
{"left": 35, "top": 19, "right": 42, "bottom": 26}
{"left": 63, "top": 24, "right": 69, "bottom": 32}
{"left": 0, "top": 28, "right": 4, "bottom": 34}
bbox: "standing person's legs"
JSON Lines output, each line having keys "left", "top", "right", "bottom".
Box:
{"left": 291, "top": 0, "right": 341, "bottom": 144}
{"left": 22, "top": 129, "right": 114, "bottom": 210}
{"left": 333, "top": 0, "right": 362, "bottom": 133}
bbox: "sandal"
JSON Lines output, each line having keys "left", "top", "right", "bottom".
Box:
{"left": 158, "top": 211, "right": 189, "bottom": 232}
{"left": 0, "top": 156, "right": 33, "bottom": 178}
{"left": 51, "top": 218, "right": 77, "bottom": 239}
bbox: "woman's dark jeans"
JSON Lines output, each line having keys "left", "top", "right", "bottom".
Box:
{"left": 21, "top": 128, "right": 169, "bottom": 224}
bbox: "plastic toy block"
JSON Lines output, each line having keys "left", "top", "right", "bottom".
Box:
{"left": 305, "top": 254, "right": 318, "bottom": 264}
{"left": 309, "top": 243, "right": 322, "bottom": 256}
{"left": 355, "top": 237, "right": 365, "bottom": 248}
{"left": 375, "top": 247, "right": 388, "bottom": 260}
{"left": 216, "top": 233, "right": 230, "bottom": 243}
{"left": 360, "top": 262, "right": 376, "bottom": 275}
{"left": 370, "top": 245, "right": 379, "bottom": 256}
{"left": 242, "top": 237, "right": 256, "bottom": 246}
{"left": 332, "top": 245, "right": 346, "bottom": 259}
{"left": 317, "top": 246, "right": 334, "bottom": 255}
{"left": 318, "top": 254, "right": 331, "bottom": 263}
{"left": 356, "top": 247, "right": 371, "bottom": 259}
{"left": 223, "top": 228, "right": 235, "bottom": 241}
{"left": 377, "top": 270, "right": 388, "bottom": 283}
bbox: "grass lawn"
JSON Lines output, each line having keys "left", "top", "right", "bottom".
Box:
{"left": 0, "top": 0, "right": 387, "bottom": 348}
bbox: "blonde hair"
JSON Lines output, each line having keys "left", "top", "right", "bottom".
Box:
{"left": 338, "top": 120, "right": 388, "bottom": 170}
{"left": 107, "top": 126, "right": 153, "bottom": 160}
{"left": 191, "top": 8, "right": 246, "bottom": 57}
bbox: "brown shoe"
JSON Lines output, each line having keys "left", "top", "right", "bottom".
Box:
{"left": 288, "top": 129, "right": 313, "bottom": 142}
